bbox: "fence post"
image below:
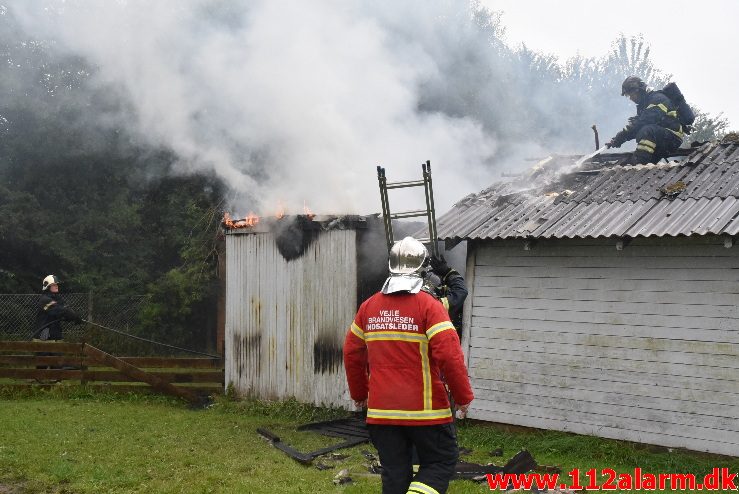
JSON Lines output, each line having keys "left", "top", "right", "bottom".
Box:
{"left": 87, "top": 291, "right": 94, "bottom": 322}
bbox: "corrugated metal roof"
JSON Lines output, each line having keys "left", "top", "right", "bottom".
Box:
{"left": 437, "top": 141, "right": 739, "bottom": 241}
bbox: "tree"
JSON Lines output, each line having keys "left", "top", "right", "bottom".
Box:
{"left": 567, "top": 34, "right": 727, "bottom": 145}
{"left": 0, "top": 15, "right": 226, "bottom": 351}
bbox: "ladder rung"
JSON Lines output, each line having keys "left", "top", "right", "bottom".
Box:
{"left": 390, "top": 210, "right": 429, "bottom": 220}
{"left": 386, "top": 180, "right": 425, "bottom": 189}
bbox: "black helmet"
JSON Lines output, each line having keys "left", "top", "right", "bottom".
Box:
{"left": 621, "top": 76, "right": 647, "bottom": 96}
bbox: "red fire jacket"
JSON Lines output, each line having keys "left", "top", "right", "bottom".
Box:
{"left": 343, "top": 290, "right": 474, "bottom": 426}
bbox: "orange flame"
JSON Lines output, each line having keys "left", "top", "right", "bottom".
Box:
{"left": 223, "top": 211, "right": 259, "bottom": 229}
{"left": 303, "top": 201, "right": 315, "bottom": 220}
{"left": 276, "top": 201, "right": 286, "bottom": 219}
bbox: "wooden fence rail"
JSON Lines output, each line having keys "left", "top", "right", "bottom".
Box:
{"left": 0, "top": 341, "right": 224, "bottom": 404}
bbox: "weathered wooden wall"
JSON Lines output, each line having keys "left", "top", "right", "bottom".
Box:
{"left": 225, "top": 228, "right": 356, "bottom": 408}
{"left": 463, "top": 236, "right": 739, "bottom": 456}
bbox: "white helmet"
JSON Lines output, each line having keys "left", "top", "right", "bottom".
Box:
{"left": 42, "top": 274, "right": 60, "bottom": 291}
{"left": 388, "top": 237, "right": 428, "bottom": 275}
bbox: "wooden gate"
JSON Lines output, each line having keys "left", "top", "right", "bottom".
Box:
{"left": 0, "top": 341, "right": 223, "bottom": 404}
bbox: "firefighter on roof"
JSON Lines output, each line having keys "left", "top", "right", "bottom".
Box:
{"left": 607, "top": 76, "right": 684, "bottom": 164}
{"left": 343, "top": 237, "right": 474, "bottom": 494}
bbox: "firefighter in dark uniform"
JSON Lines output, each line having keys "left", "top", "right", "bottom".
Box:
{"left": 34, "top": 275, "right": 83, "bottom": 353}
{"left": 428, "top": 255, "right": 468, "bottom": 341}
{"left": 34, "top": 275, "right": 83, "bottom": 372}
{"left": 344, "top": 237, "right": 474, "bottom": 494}
{"left": 607, "top": 76, "right": 684, "bottom": 164}
{"left": 34, "top": 275, "right": 83, "bottom": 341}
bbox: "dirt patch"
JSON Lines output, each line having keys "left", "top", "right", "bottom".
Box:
{"left": 0, "top": 482, "right": 72, "bottom": 494}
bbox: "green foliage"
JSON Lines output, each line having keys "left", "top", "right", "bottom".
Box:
{"left": 0, "top": 20, "right": 226, "bottom": 352}
{"left": 0, "top": 8, "right": 730, "bottom": 357}
{"left": 604, "top": 34, "right": 670, "bottom": 88}
{"left": 430, "top": 8, "right": 728, "bottom": 152}
{"left": 560, "top": 34, "right": 727, "bottom": 145}
{"left": 687, "top": 109, "right": 730, "bottom": 143}
{"left": 1, "top": 393, "right": 737, "bottom": 494}
{"left": 215, "top": 396, "right": 348, "bottom": 423}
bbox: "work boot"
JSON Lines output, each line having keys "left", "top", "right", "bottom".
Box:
{"left": 631, "top": 150, "right": 656, "bottom": 165}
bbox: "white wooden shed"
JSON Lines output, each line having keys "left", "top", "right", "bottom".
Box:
{"left": 223, "top": 215, "right": 385, "bottom": 408}
{"left": 437, "top": 141, "right": 739, "bottom": 456}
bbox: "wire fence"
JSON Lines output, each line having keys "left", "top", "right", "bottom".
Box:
{"left": 0, "top": 293, "right": 217, "bottom": 357}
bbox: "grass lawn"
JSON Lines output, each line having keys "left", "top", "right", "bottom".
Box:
{"left": 0, "top": 387, "right": 736, "bottom": 493}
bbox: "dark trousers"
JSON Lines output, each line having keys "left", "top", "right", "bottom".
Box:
{"left": 368, "top": 423, "right": 458, "bottom": 494}
{"left": 33, "top": 338, "right": 63, "bottom": 370}
{"left": 631, "top": 124, "right": 682, "bottom": 164}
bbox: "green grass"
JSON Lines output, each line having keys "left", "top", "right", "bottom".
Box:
{"left": 0, "top": 387, "right": 736, "bottom": 493}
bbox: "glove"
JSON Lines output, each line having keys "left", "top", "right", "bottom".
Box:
{"left": 606, "top": 137, "right": 623, "bottom": 149}
{"left": 430, "top": 255, "right": 452, "bottom": 279}
{"left": 455, "top": 402, "right": 471, "bottom": 419}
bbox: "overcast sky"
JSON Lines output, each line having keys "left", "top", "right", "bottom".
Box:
{"left": 482, "top": 0, "right": 738, "bottom": 129}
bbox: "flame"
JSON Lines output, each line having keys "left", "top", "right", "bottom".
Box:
{"left": 222, "top": 212, "right": 234, "bottom": 228}
{"left": 303, "top": 201, "right": 315, "bottom": 220}
{"left": 242, "top": 212, "right": 260, "bottom": 227}
{"left": 223, "top": 201, "right": 318, "bottom": 228}
{"left": 223, "top": 211, "right": 259, "bottom": 229}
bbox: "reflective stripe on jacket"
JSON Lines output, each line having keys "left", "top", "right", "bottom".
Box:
{"left": 344, "top": 290, "right": 474, "bottom": 426}
{"left": 613, "top": 90, "right": 683, "bottom": 146}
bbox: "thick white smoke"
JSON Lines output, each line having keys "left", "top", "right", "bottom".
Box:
{"left": 9, "top": 0, "right": 499, "bottom": 215}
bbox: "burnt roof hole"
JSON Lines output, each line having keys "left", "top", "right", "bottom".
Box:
{"left": 274, "top": 216, "right": 318, "bottom": 261}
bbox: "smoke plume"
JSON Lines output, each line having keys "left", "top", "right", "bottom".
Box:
{"left": 6, "top": 0, "right": 632, "bottom": 214}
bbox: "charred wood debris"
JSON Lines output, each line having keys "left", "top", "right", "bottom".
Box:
{"left": 257, "top": 414, "right": 564, "bottom": 488}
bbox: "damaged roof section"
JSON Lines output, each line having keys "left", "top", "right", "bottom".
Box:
{"left": 437, "top": 140, "right": 739, "bottom": 242}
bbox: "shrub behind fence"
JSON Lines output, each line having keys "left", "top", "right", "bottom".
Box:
{"left": 0, "top": 293, "right": 213, "bottom": 357}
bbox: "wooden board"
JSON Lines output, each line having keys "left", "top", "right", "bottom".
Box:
{"left": 466, "top": 238, "right": 739, "bottom": 456}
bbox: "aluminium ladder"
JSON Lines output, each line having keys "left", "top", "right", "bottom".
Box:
{"left": 376, "top": 160, "right": 439, "bottom": 257}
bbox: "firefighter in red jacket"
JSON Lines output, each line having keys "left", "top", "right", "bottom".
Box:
{"left": 344, "top": 237, "right": 474, "bottom": 494}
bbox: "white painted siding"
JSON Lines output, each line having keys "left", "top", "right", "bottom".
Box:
{"left": 465, "top": 237, "right": 739, "bottom": 456}
{"left": 224, "top": 229, "right": 356, "bottom": 408}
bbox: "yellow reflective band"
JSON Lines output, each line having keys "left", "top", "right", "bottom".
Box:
{"left": 670, "top": 127, "right": 684, "bottom": 138}
{"left": 364, "top": 331, "right": 427, "bottom": 342}
{"left": 640, "top": 139, "right": 656, "bottom": 149}
{"left": 420, "top": 340, "right": 431, "bottom": 409}
{"left": 637, "top": 145, "right": 655, "bottom": 154}
{"left": 440, "top": 297, "right": 450, "bottom": 310}
{"left": 426, "top": 321, "right": 455, "bottom": 340}
{"left": 43, "top": 301, "right": 55, "bottom": 311}
{"left": 647, "top": 103, "right": 669, "bottom": 113}
{"left": 668, "top": 110, "right": 677, "bottom": 118}
{"left": 350, "top": 322, "right": 365, "bottom": 341}
{"left": 367, "top": 408, "right": 452, "bottom": 420}
{"left": 408, "top": 481, "right": 440, "bottom": 494}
